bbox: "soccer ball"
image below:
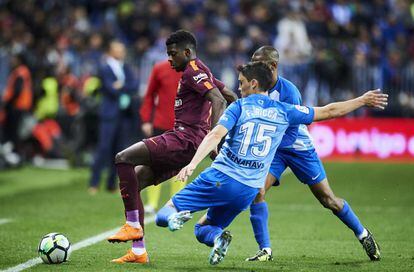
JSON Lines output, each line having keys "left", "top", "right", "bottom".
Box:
{"left": 38, "top": 233, "right": 71, "bottom": 264}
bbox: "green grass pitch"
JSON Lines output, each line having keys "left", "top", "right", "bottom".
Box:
{"left": 0, "top": 161, "right": 414, "bottom": 271}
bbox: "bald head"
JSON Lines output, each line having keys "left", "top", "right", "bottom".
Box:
{"left": 251, "top": 46, "right": 279, "bottom": 64}
{"left": 251, "top": 46, "right": 279, "bottom": 85}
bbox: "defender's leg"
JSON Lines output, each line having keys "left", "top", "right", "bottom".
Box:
{"left": 246, "top": 172, "right": 279, "bottom": 262}
{"left": 310, "top": 179, "right": 381, "bottom": 261}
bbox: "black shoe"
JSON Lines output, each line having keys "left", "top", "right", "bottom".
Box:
{"left": 245, "top": 248, "right": 273, "bottom": 262}
{"left": 360, "top": 229, "right": 381, "bottom": 261}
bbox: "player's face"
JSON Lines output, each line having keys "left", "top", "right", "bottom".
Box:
{"left": 167, "top": 43, "right": 188, "bottom": 72}
{"left": 238, "top": 73, "right": 255, "bottom": 98}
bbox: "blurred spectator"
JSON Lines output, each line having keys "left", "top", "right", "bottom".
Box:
{"left": 88, "top": 40, "right": 138, "bottom": 194}
{"left": 274, "top": 10, "right": 312, "bottom": 65}
{"left": 32, "top": 69, "right": 63, "bottom": 158}
{"left": 274, "top": 9, "right": 312, "bottom": 103}
{"left": 139, "top": 60, "right": 181, "bottom": 137}
{"left": 0, "top": 53, "right": 33, "bottom": 154}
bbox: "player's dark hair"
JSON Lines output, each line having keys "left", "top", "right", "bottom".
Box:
{"left": 254, "top": 46, "right": 279, "bottom": 64}
{"left": 237, "top": 62, "right": 273, "bottom": 92}
{"left": 166, "top": 30, "right": 197, "bottom": 49}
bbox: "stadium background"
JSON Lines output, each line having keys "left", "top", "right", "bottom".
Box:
{"left": 0, "top": 0, "right": 414, "bottom": 271}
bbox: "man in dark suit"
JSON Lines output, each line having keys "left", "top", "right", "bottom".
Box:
{"left": 89, "top": 40, "right": 138, "bottom": 194}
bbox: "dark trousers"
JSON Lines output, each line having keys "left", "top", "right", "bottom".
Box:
{"left": 89, "top": 116, "right": 134, "bottom": 190}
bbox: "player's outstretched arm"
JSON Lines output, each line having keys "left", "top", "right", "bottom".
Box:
{"left": 177, "top": 125, "right": 228, "bottom": 182}
{"left": 313, "top": 89, "right": 388, "bottom": 122}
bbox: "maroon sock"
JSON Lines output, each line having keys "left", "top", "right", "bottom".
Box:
{"left": 137, "top": 192, "right": 145, "bottom": 231}
{"left": 117, "top": 163, "right": 140, "bottom": 211}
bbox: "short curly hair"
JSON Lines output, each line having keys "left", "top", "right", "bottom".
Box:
{"left": 166, "top": 29, "right": 197, "bottom": 49}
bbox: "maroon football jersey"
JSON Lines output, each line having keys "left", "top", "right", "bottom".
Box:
{"left": 174, "top": 58, "right": 224, "bottom": 136}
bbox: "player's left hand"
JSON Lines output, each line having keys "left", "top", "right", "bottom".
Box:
{"left": 177, "top": 163, "right": 196, "bottom": 182}
{"left": 361, "top": 89, "right": 388, "bottom": 109}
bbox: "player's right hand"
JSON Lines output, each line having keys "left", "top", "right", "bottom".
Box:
{"left": 177, "top": 163, "right": 196, "bottom": 182}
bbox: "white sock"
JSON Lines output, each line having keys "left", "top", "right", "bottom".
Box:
{"left": 132, "top": 247, "right": 146, "bottom": 255}
{"left": 126, "top": 221, "right": 140, "bottom": 228}
{"left": 357, "top": 228, "right": 368, "bottom": 240}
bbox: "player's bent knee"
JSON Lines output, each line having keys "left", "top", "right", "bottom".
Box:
{"left": 115, "top": 150, "right": 130, "bottom": 164}
{"left": 115, "top": 142, "right": 150, "bottom": 165}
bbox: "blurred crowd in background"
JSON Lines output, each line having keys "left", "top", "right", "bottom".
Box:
{"left": 0, "top": 0, "right": 414, "bottom": 168}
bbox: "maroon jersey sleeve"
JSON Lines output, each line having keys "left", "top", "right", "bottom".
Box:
{"left": 182, "top": 60, "right": 218, "bottom": 97}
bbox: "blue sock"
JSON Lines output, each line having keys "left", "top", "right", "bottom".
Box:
{"left": 335, "top": 200, "right": 364, "bottom": 236}
{"left": 155, "top": 205, "right": 177, "bottom": 227}
{"left": 194, "top": 224, "right": 222, "bottom": 247}
{"left": 250, "top": 202, "right": 271, "bottom": 249}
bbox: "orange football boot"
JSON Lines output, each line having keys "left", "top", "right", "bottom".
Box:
{"left": 107, "top": 224, "right": 143, "bottom": 243}
{"left": 111, "top": 249, "right": 149, "bottom": 264}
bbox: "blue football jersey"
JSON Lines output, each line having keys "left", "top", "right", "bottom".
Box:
{"left": 270, "top": 76, "right": 314, "bottom": 151}
{"left": 212, "top": 94, "right": 314, "bottom": 188}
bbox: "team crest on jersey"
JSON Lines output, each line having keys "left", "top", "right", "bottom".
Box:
{"left": 193, "top": 72, "right": 208, "bottom": 83}
{"left": 175, "top": 99, "right": 182, "bottom": 107}
{"left": 295, "top": 105, "right": 310, "bottom": 114}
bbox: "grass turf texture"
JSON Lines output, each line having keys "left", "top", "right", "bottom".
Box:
{"left": 0, "top": 161, "right": 414, "bottom": 271}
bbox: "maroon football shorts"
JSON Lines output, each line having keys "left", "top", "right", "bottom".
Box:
{"left": 143, "top": 129, "right": 203, "bottom": 185}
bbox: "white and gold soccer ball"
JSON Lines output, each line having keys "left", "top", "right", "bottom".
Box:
{"left": 38, "top": 233, "right": 71, "bottom": 264}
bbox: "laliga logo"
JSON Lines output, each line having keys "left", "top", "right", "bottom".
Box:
{"left": 310, "top": 125, "right": 414, "bottom": 158}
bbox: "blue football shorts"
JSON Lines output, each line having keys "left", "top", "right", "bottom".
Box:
{"left": 172, "top": 167, "right": 259, "bottom": 229}
{"left": 269, "top": 148, "right": 326, "bottom": 186}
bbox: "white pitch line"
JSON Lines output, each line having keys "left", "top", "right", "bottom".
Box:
{"left": 1, "top": 216, "right": 155, "bottom": 272}
{"left": 0, "top": 218, "right": 12, "bottom": 225}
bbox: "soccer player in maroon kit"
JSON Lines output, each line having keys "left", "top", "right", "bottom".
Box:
{"left": 108, "top": 30, "right": 238, "bottom": 264}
